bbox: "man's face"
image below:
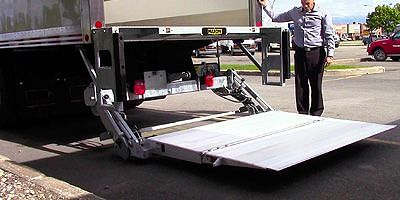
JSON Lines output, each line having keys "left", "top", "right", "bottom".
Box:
{"left": 301, "top": 0, "right": 314, "bottom": 12}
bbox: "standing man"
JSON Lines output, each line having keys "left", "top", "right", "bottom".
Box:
{"left": 258, "top": 0, "right": 335, "bottom": 116}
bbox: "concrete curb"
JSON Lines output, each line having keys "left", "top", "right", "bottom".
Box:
{"left": 309, "top": 57, "right": 373, "bottom": 64}
{"left": 0, "top": 154, "right": 104, "bottom": 200}
{"left": 334, "top": 58, "right": 359, "bottom": 63}
{"left": 324, "top": 66, "right": 385, "bottom": 76}
{"left": 222, "top": 66, "right": 385, "bottom": 77}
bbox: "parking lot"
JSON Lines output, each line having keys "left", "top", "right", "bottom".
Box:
{"left": 194, "top": 44, "right": 393, "bottom": 67}
{"left": 0, "top": 45, "right": 399, "bottom": 199}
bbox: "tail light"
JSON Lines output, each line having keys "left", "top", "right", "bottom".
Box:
{"left": 256, "top": 21, "right": 262, "bottom": 27}
{"left": 84, "top": 34, "right": 90, "bottom": 42}
{"left": 205, "top": 73, "right": 214, "bottom": 87}
{"left": 134, "top": 80, "right": 146, "bottom": 95}
{"left": 95, "top": 21, "right": 103, "bottom": 29}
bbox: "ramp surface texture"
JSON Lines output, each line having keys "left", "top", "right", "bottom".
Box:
{"left": 149, "top": 111, "right": 395, "bottom": 171}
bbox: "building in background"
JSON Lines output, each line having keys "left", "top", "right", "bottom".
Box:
{"left": 334, "top": 23, "right": 381, "bottom": 41}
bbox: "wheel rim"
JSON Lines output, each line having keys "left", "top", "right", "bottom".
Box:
{"left": 374, "top": 49, "right": 386, "bottom": 60}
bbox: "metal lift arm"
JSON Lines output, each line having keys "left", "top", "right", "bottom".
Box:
{"left": 79, "top": 47, "right": 150, "bottom": 159}
{"left": 80, "top": 27, "right": 284, "bottom": 160}
{"left": 214, "top": 70, "right": 273, "bottom": 114}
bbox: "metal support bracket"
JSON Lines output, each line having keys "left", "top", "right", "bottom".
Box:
{"left": 235, "top": 40, "right": 262, "bottom": 71}
{"left": 260, "top": 27, "right": 291, "bottom": 86}
{"left": 79, "top": 30, "right": 150, "bottom": 160}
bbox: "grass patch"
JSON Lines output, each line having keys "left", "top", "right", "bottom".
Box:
{"left": 221, "top": 64, "right": 367, "bottom": 71}
{"left": 325, "top": 65, "right": 367, "bottom": 70}
{"left": 221, "top": 64, "right": 258, "bottom": 71}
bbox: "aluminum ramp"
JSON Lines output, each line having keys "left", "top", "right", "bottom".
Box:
{"left": 148, "top": 111, "right": 395, "bottom": 171}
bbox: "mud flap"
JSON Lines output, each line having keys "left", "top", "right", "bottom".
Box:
{"left": 148, "top": 111, "right": 395, "bottom": 171}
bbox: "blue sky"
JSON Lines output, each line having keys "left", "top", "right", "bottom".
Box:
{"left": 270, "top": 0, "right": 399, "bottom": 24}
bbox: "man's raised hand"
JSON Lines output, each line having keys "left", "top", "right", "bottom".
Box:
{"left": 258, "top": 0, "right": 268, "bottom": 7}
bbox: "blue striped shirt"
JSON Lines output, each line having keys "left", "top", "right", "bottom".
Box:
{"left": 263, "top": 4, "right": 335, "bottom": 57}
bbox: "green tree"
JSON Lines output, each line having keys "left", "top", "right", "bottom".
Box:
{"left": 367, "top": 3, "right": 400, "bottom": 34}
{"left": 395, "top": 3, "right": 400, "bottom": 10}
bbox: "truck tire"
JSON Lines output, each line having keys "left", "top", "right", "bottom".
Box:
{"left": 0, "top": 70, "right": 17, "bottom": 127}
{"left": 221, "top": 45, "right": 229, "bottom": 53}
{"left": 373, "top": 48, "right": 387, "bottom": 61}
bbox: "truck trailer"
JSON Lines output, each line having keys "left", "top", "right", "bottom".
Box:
{"left": 104, "top": 0, "right": 254, "bottom": 26}
{"left": 0, "top": 0, "right": 395, "bottom": 171}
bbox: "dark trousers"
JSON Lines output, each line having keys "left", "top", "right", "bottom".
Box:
{"left": 294, "top": 46, "right": 326, "bottom": 116}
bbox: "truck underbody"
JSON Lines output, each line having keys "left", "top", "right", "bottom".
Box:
{"left": 0, "top": 46, "right": 91, "bottom": 125}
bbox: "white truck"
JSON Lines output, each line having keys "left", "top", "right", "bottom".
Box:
{"left": 0, "top": 0, "right": 394, "bottom": 171}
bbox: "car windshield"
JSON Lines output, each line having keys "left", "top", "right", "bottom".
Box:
{"left": 392, "top": 31, "right": 400, "bottom": 39}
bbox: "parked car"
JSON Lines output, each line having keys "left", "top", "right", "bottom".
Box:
{"left": 193, "top": 42, "right": 222, "bottom": 57}
{"left": 220, "top": 40, "right": 256, "bottom": 55}
{"left": 362, "top": 35, "right": 373, "bottom": 45}
{"left": 269, "top": 42, "right": 281, "bottom": 51}
{"left": 362, "top": 34, "right": 387, "bottom": 45}
{"left": 334, "top": 34, "right": 340, "bottom": 48}
{"left": 254, "top": 38, "right": 293, "bottom": 52}
{"left": 367, "top": 30, "right": 400, "bottom": 61}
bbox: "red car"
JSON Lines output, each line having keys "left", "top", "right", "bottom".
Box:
{"left": 367, "top": 30, "right": 400, "bottom": 61}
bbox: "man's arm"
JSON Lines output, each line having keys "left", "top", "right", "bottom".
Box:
{"left": 258, "top": 0, "right": 292, "bottom": 22}
{"left": 322, "top": 11, "right": 335, "bottom": 65}
{"left": 323, "top": 11, "right": 335, "bottom": 56}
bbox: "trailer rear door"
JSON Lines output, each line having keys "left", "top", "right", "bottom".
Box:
{"left": 104, "top": 0, "right": 261, "bottom": 26}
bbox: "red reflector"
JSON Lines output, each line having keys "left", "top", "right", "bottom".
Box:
{"left": 205, "top": 73, "right": 214, "bottom": 87}
{"left": 95, "top": 21, "right": 103, "bottom": 29}
{"left": 84, "top": 34, "right": 90, "bottom": 42}
{"left": 256, "top": 21, "right": 262, "bottom": 27}
{"left": 134, "top": 80, "right": 146, "bottom": 95}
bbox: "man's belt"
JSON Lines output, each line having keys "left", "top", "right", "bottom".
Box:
{"left": 296, "top": 46, "right": 322, "bottom": 52}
